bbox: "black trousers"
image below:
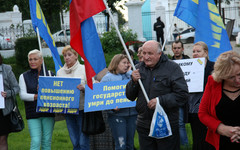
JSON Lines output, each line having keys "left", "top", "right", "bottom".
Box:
{"left": 156, "top": 33, "right": 164, "bottom": 45}
{"left": 189, "top": 113, "right": 215, "bottom": 150}
{"left": 137, "top": 125, "right": 180, "bottom": 150}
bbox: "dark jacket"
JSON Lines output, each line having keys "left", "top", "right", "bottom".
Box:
{"left": 171, "top": 54, "right": 190, "bottom": 60}
{"left": 126, "top": 54, "right": 189, "bottom": 130}
{"left": 0, "top": 64, "right": 20, "bottom": 116}
{"left": 188, "top": 60, "right": 214, "bottom": 113}
{"left": 153, "top": 19, "right": 165, "bottom": 35}
{"left": 23, "top": 67, "right": 54, "bottom": 119}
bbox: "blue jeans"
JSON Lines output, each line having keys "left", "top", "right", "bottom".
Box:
{"left": 179, "top": 107, "right": 188, "bottom": 145}
{"left": 108, "top": 114, "right": 137, "bottom": 150}
{"left": 27, "top": 117, "right": 55, "bottom": 150}
{"left": 65, "top": 110, "right": 89, "bottom": 150}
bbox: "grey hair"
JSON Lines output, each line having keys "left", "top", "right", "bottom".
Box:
{"left": 28, "top": 49, "right": 43, "bottom": 59}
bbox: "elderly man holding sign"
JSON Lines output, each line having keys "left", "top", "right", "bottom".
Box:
{"left": 126, "top": 40, "right": 188, "bottom": 150}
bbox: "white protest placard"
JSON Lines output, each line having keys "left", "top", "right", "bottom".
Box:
{"left": 0, "top": 74, "right": 4, "bottom": 108}
{"left": 174, "top": 58, "right": 205, "bottom": 93}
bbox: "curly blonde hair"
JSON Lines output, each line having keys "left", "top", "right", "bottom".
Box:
{"left": 62, "top": 45, "right": 78, "bottom": 56}
{"left": 212, "top": 51, "right": 240, "bottom": 82}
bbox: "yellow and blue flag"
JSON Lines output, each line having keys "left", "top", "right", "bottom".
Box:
{"left": 29, "top": 0, "right": 63, "bottom": 71}
{"left": 174, "top": 0, "right": 232, "bottom": 61}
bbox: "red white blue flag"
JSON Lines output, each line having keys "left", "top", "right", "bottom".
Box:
{"left": 70, "top": 0, "right": 106, "bottom": 89}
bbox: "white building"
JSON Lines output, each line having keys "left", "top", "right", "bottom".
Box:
{"left": 60, "top": 10, "right": 118, "bottom": 35}
{"left": 125, "top": 0, "right": 240, "bottom": 41}
{"left": 0, "top": 5, "right": 22, "bottom": 28}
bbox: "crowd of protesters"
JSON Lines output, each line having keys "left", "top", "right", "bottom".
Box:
{"left": 1, "top": 39, "right": 240, "bottom": 150}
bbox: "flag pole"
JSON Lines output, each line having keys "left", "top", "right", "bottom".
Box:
{"left": 102, "top": 0, "right": 149, "bottom": 103}
{"left": 36, "top": 27, "right": 46, "bottom": 76}
{"left": 162, "top": 16, "right": 175, "bottom": 51}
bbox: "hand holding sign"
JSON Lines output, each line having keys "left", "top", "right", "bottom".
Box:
{"left": 84, "top": 80, "right": 136, "bottom": 112}
{"left": 37, "top": 76, "right": 81, "bottom": 114}
{"left": 77, "top": 84, "right": 85, "bottom": 92}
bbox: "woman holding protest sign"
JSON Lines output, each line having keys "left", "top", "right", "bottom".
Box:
{"left": 101, "top": 54, "right": 137, "bottom": 150}
{"left": 19, "top": 49, "right": 55, "bottom": 150}
{"left": 199, "top": 51, "right": 240, "bottom": 150}
{"left": 0, "top": 54, "right": 20, "bottom": 150}
{"left": 188, "top": 41, "right": 215, "bottom": 150}
{"left": 57, "top": 45, "right": 90, "bottom": 150}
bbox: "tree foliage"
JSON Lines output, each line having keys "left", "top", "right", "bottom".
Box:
{"left": 103, "top": 0, "right": 127, "bottom": 31}
{"left": 100, "top": 27, "right": 137, "bottom": 53}
{"left": 0, "top": 0, "right": 68, "bottom": 33}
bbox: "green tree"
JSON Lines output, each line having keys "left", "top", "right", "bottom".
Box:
{"left": 100, "top": 27, "right": 137, "bottom": 53}
{"left": 0, "top": 0, "right": 68, "bottom": 33}
{"left": 103, "top": 0, "right": 127, "bottom": 31}
{"left": 116, "top": 9, "right": 126, "bottom": 28}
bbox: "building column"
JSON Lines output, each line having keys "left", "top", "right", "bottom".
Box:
{"left": 125, "top": 0, "right": 146, "bottom": 41}
{"left": 154, "top": 1, "right": 168, "bottom": 41}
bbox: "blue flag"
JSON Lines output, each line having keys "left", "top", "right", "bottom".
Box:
{"left": 29, "top": 0, "right": 63, "bottom": 71}
{"left": 174, "top": 0, "right": 232, "bottom": 61}
{"left": 174, "top": 0, "right": 198, "bottom": 28}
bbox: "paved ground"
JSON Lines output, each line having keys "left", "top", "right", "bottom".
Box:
{"left": 164, "top": 41, "right": 240, "bottom": 58}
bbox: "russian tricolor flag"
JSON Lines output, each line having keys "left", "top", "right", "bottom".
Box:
{"left": 70, "top": 0, "right": 106, "bottom": 89}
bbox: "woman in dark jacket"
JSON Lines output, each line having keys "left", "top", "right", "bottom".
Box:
{"left": 188, "top": 41, "right": 215, "bottom": 150}
{"left": 0, "top": 54, "right": 20, "bottom": 150}
{"left": 19, "top": 49, "right": 54, "bottom": 150}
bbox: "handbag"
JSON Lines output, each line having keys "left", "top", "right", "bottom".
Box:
{"left": 10, "top": 90, "right": 24, "bottom": 132}
{"left": 82, "top": 111, "right": 106, "bottom": 135}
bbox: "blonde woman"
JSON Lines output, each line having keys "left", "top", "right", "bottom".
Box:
{"left": 57, "top": 45, "right": 89, "bottom": 150}
{"left": 189, "top": 41, "right": 215, "bottom": 150}
{"left": 199, "top": 51, "right": 240, "bottom": 150}
{"left": 19, "top": 50, "right": 55, "bottom": 150}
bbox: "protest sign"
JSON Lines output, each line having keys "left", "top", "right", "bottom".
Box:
{"left": 84, "top": 80, "right": 136, "bottom": 112}
{"left": 37, "top": 76, "right": 81, "bottom": 114}
{"left": 174, "top": 58, "right": 205, "bottom": 93}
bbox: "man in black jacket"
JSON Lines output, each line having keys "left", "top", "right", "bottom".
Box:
{"left": 126, "top": 40, "right": 188, "bottom": 150}
{"left": 153, "top": 17, "right": 165, "bottom": 45}
{"left": 171, "top": 40, "right": 190, "bottom": 148}
{"left": 171, "top": 41, "right": 190, "bottom": 60}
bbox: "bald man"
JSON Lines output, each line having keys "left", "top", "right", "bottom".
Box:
{"left": 126, "top": 40, "right": 188, "bottom": 150}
